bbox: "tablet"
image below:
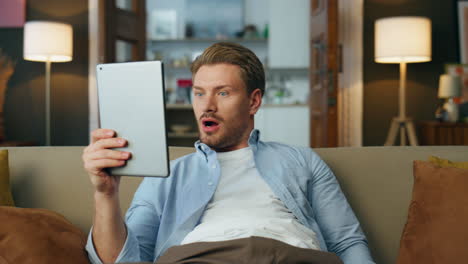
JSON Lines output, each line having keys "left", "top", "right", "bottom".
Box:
{"left": 96, "top": 61, "right": 170, "bottom": 177}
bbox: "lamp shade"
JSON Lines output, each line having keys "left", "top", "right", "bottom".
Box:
{"left": 375, "top": 16, "right": 431, "bottom": 63}
{"left": 438, "top": 74, "right": 462, "bottom": 98}
{"left": 23, "top": 21, "right": 73, "bottom": 62}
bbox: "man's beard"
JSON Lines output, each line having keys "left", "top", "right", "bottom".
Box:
{"left": 198, "top": 113, "right": 250, "bottom": 151}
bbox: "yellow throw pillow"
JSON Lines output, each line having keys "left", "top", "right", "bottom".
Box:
{"left": 0, "top": 150, "right": 14, "bottom": 206}
{"left": 428, "top": 156, "right": 468, "bottom": 169}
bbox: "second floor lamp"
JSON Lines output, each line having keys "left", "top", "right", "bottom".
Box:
{"left": 375, "top": 16, "right": 432, "bottom": 146}
{"left": 23, "top": 21, "right": 73, "bottom": 146}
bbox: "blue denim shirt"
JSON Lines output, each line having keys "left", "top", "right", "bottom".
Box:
{"left": 86, "top": 129, "right": 375, "bottom": 264}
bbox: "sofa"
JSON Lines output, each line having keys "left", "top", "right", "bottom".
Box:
{"left": 3, "top": 145, "right": 468, "bottom": 264}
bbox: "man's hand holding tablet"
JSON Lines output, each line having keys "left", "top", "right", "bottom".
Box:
{"left": 82, "top": 128, "right": 131, "bottom": 196}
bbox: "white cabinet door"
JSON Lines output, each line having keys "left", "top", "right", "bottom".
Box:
{"left": 254, "top": 106, "right": 310, "bottom": 147}
{"left": 268, "top": 0, "right": 310, "bottom": 68}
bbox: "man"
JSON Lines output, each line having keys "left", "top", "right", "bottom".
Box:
{"left": 83, "top": 42, "right": 375, "bottom": 264}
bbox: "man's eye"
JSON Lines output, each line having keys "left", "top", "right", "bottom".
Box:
{"left": 219, "top": 91, "right": 228, "bottom": 96}
{"left": 194, "top": 92, "right": 203, "bottom": 97}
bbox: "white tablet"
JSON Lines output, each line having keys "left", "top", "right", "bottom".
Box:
{"left": 96, "top": 61, "right": 170, "bottom": 177}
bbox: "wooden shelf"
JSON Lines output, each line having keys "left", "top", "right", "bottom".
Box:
{"left": 148, "top": 38, "right": 268, "bottom": 43}
{"left": 165, "top": 66, "right": 191, "bottom": 71}
{"left": 262, "top": 103, "right": 308, "bottom": 108}
{"left": 166, "top": 104, "right": 193, "bottom": 110}
{"left": 163, "top": 65, "right": 308, "bottom": 73}
{"left": 166, "top": 104, "right": 307, "bottom": 109}
{"left": 168, "top": 132, "right": 199, "bottom": 138}
{"left": 165, "top": 104, "right": 307, "bottom": 110}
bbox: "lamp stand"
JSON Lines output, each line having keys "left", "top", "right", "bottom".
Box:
{"left": 45, "top": 60, "right": 51, "bottom": 146}
{"left": 384, "top": 62, "right": 419, "bottom": 146}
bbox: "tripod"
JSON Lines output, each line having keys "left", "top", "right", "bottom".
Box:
{"left": 384, "top": 117, "right": 418, "bottom": 146}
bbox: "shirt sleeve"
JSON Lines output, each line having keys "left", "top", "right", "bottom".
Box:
{"left": 85, "top": 224, "right": 141, "bottom": 264}
{"left": 306, "top": 149, "right": 375, "bottom": 264}
{"left": 85, "top": 178, "right": 163, "bottom": 263}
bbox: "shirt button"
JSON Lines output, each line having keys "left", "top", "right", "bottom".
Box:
{"left": 211, "top": 165, "right": 216, "bottom": 169}
{"left": 208, "top": 182, "right": 213, "bottom": 186}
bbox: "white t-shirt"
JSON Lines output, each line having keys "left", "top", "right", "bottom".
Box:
{"left": 181, "top": 147, "right": 321, "bottom": 250}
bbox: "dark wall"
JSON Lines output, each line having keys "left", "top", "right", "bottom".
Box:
{"left": 363, "top": 0, "right": 459, "bottom": 146}
{"left": 0, "top": 0, "right": 88, "bottom": 146}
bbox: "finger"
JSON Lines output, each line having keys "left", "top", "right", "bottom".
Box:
{"left": 91, "top": 129, "right": 116, "bottom": 144}
{"left": 87, "top": 149, "right": 131, "bottom": 161}
{"left": 91, "top": 137, "right": 127, "bottom": 151}
{"left": 85, "top": 159, "right": 126, "bottom": 173}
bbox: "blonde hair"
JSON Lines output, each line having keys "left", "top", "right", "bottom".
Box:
{"left": 191, "top": 42, "right": 265, "bottom": 96}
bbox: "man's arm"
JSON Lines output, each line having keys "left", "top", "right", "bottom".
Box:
{"left": 83, "top": 129, "right": 160, "bottom": 263}
{"left": 86, "top": 178, "right": 162, "bottom": 264}
{"left": 91, "top": 193, "right": 127, "bottom": 263}
{"left": 82, "top": 129, "right": 132, "bottom": 263}
{"left": 306, "top": 149, "right": 375, "bottom": 264}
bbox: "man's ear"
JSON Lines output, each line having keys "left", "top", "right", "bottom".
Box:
{"left": 249, "top": 88, "right": 262, "bottom": 115}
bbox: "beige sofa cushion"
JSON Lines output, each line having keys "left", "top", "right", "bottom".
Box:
{"left": 0, "top": 206, "right": 89, "bottom": 264}
{"left": 396, "top": 161, "right": 468, "bottom": 264}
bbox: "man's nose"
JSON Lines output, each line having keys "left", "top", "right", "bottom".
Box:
{"left": 202, "top": 94, "right": 217, "bottom": 113}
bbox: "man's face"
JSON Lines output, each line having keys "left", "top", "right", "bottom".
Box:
{"left": 192, "top": 63, "right": 259, "bottom": 152}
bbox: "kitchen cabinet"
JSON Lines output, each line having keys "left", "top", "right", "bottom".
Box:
{"left": 255, "top": 105, "right": 310, "bottom": 147}
{"left": 268, "top": 0, "right": 310, "bottom": 68}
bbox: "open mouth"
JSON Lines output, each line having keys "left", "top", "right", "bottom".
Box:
{"left": 201, "top": 118, "right": 220, "bottom": 132}
{"left": 203, "top": 120, "right": 218, "bottom": 127}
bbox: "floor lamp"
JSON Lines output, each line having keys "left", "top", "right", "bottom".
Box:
{"left": 23, "top": 21, "right": 73, "bottom": 146}
{"left": 375, "top": 17, "right": 432, "bottom": 146}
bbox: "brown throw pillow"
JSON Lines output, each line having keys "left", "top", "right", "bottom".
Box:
{"left": 0, "top": 206, "right": 89, "bottom": 264}
{"left": 396, "top": 161, "right": 468, "bottom": 264}
{"left": 0, "top": 150, "right": 14, "bottom": 206}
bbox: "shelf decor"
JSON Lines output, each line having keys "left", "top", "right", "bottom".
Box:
{"left": 438, "top": 74, "right": 462, "bottom": 122}
{"left": 445, "top": 64, "right": 468, "bottom": 103}
{"left": 148, "top": 9, "right": 177, "bottom": 40}
{"left": 311, "top": 0, "right": 324, "bottom": 15}
{"left": 186, "top": 0, "right": 243, "bottom": 39}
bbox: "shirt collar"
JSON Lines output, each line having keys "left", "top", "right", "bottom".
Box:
{"left": 194, "top": 129, "right": 260, "bottom": 159}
